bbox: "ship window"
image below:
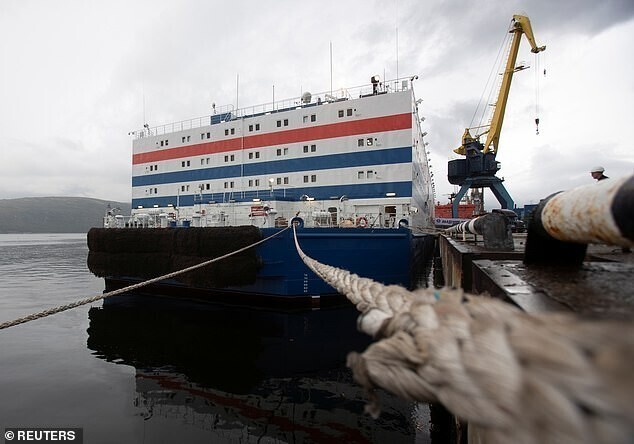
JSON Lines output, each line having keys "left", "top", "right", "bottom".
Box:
{"left": 206, "top": 184, "right": 210, "bottom": 190}
{"left": 303, "top": 116, "right": 308, "bottom": 123}
{"left": 255, "top": 151, "right": 260, "bottom": 158}
{"left": 283, "top": 147, "right": 288, "bottom": 155}
{"left": 283, "top": 119, "right": 288, "bottom": 126}
{"left": 311, "top": 175, "right": 317, "bottom": 182}
{"left": 366, "top": 170, "right": 373, "bottom": 178}
{"left": 248, "top": 152, "right": 253, "bottom": 159}
{"left": 358, "top": 171, "right": 364, "bottom": 179}
{"left": 207, "top": 132, "right": 210, "bottom": 139}
{"left": 182, "top": 137, "right": 186, "bottom": 143}
{"left": 256, "top": 123, "right": 260, "bottom": 130}
{"left": 231, "top": 128, "right": 235, "bottom": 134}
{"left": 367, "top": 138, "right": 373, "bottom": 146}
{"left": 165, "top": 140, "right": 168, "bottom": 146}
{"left": 283, "top": 177, "right": 289, "bottom": 185}
{"left": 255, "top": 179, "right": 260, "bottom": 186}
{"left": 161, "top": 140, "right": 164, "bottom": 147}
{"left": 249, "top": 124, "right": 253, "bottom": 132}
{"left": 347, "top": 108, "right": 352, "bottom": 116}
{"left": 206, "top": 158, "right": 209, "bottom": 164}
{"left": 358, "top": 139, "right": 364, "bottom": 147}
{"left": 224, "top": 182, "right": 228, "bottom": 189}
{"left": 230, "top": 154, "right": 235, "bottom": 161}
{"left": 149, "top": 165, "right": 154, "bottom": 171}
{"left": 154, "top": 188, "right": 157, "bottom": 194}
{"left": 225, "top": 129, "right": 229, "bottom": 136}
{"left": 187, "top": 136, "right": 191, "bottom": 142}
{"left": 311, "top": 114, "right": 316, "bottom": 122}
{"left": 277, "top": 120, "right": 281, "bottom": 127}
{"left": 155, "top": 165, "right": 158, "bottom": 170}
{"left": 303, "top": 145, "right": 309, "bottom": 153}
{"left": 182, "top": 185, "right": 186, "bottom": 192}
{"left": 303, "top": 175, "right": 309, "bottom": 183}
{"left": 338, "top": 110, "right": 344, "bottom": 118}
{"left": 201, "top": 133, "right": 205, "bottom": 140}
{"left": 181, "top": 161, "right": 186, "bottom": 167}
{"left": 276, "top": 177, "right": 282, "bottom": 185}
{"left": 230, "top": 181, "right": 234, "bottom": 188}
{"left": 310, "top": 145, "right": 316, "bottom": 152}
{"left": 276, "top": 148, "right": 281, "bottom": 156}
{"left": 248, "top": 179, "right": 253, "bottom": 187}
{"left": 200, "top": 159, "right": 204, "bottom": 165}
{"left": 187, "top": 160, "right": 190, "bottom": 166}
{"left": 224, "top": 155, "right": 229, "bottom": 162}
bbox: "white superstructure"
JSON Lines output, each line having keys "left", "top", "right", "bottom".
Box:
{"left": 113, "top": 77, "right": 434, "bottom": 229}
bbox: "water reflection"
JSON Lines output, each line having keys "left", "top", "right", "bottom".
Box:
{"left": 87, "top": 297, "right": 428, "bottom": 443}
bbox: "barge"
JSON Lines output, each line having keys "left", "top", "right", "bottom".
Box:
{"left": 88, "top": 76, "right": 435, "bottom": 305}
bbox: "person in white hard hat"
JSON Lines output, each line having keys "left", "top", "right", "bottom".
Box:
{"left": 590, "top": 166, "right": 609, "bottom": 181}
{"left": 589, "top": 166, "right": 630, "bottom": 253}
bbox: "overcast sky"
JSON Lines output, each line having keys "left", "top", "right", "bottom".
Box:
{"left": 1, "top": 0, "right": 633, "bottom": 209}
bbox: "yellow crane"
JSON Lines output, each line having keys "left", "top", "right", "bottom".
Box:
{"left": 448, "top": 15, "right": 546, "bottom": 217}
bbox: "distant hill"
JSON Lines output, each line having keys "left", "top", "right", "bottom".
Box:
{"left": 0, "top": 197, "right": 131, "bottom": 234}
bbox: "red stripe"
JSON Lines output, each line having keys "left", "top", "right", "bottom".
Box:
{"left": 133, "top": 113, "right": 412, "bottom": 165}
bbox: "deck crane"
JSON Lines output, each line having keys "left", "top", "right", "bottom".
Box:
{"left": 448, "top": 15, "right": 545, "bottom": 218}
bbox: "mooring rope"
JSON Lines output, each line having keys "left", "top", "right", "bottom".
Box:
{"left": 0, "top": 226, "right": 290, "bottom": 330}
{"left": 292, "top": 224, "right": 634, "bottom": 444}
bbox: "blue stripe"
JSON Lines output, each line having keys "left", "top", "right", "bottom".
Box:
{"left": 131, "top": 181, "right": 413, "bottom": 208}
{"left": 132, "top": 147, "right": 412, "bottom": 187}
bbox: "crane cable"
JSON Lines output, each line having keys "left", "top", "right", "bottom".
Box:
{"left": 534, "top": 50, "right": 542, "bottom": 135}
{"left": 470, "top": 23, "right": 513, "bottom": 132}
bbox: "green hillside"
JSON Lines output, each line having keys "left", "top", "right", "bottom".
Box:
{"left": 0, "top": 197, "right": 131, "bottom": 233}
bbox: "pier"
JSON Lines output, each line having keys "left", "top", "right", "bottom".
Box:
{"left": 439, "top": 233, "right": 633, "bottom": 317}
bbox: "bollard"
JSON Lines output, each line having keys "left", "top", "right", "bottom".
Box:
{"left": 446, "top": 212, "right": 514, "bottom": 251}
{"left": 525, "top": 175, "right": 634, "bottom": 266}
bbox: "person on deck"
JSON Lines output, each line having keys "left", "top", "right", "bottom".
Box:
{"left": 590, "top": 166, "right": 609, "bottom": 181}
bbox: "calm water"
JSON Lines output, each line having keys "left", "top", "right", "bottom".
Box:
{"left": 0, "top": 233, "right": 432, "bottom": 443}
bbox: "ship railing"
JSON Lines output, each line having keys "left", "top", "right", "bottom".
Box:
{"left": 132, "top": 77, "right": 415, "bottom": 139}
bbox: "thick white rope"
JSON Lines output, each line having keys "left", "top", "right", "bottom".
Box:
{"left": 292, "top": 224, "right": 634, "bottom": 444}
{"left": 0, "top": 226, "right": 290, "bottom": 330}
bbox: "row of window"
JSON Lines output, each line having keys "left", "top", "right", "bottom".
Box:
{"left": 162, "top": 137, "right": 374, "bottom": 169}
{"left": 144, "top": 174, "right": 320, "bottom": 195}
{"left": 358, "top": 170, "right": 375, "bottom": 179}
{"left": 157, "top": 112, "right": 322, "bottom": 147}
{"left": 148, "top": 138, "right": 381, "bottom": 173}
{"left": 338, "top": 108, "right": 354, "bottom": 118}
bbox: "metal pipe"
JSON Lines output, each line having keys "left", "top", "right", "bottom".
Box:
{"left": 445, "top": 214, "right": 488, "bottom": 235}
{"left": 446, "top": 212, "right": 514, "bottom": 251}
{"left": 538, "top": 175, "right": 633, "bottom": 247}
{"left": 524, "top": 175, "right": 633, "bottom": 266}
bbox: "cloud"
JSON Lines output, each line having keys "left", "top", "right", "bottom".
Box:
{"left": 0, "top": 0, "right": 632, "bottom": 209}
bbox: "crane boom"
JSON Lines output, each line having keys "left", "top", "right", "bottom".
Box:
{"left": 454, "top": 15, "right": 546, "bottom": 155}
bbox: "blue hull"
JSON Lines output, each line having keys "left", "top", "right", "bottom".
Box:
{"left": 94, "top": 226, "right": 433, "bottom": 307}
{"left": 228, "top": 226, "right": 419, "bottom": 298}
